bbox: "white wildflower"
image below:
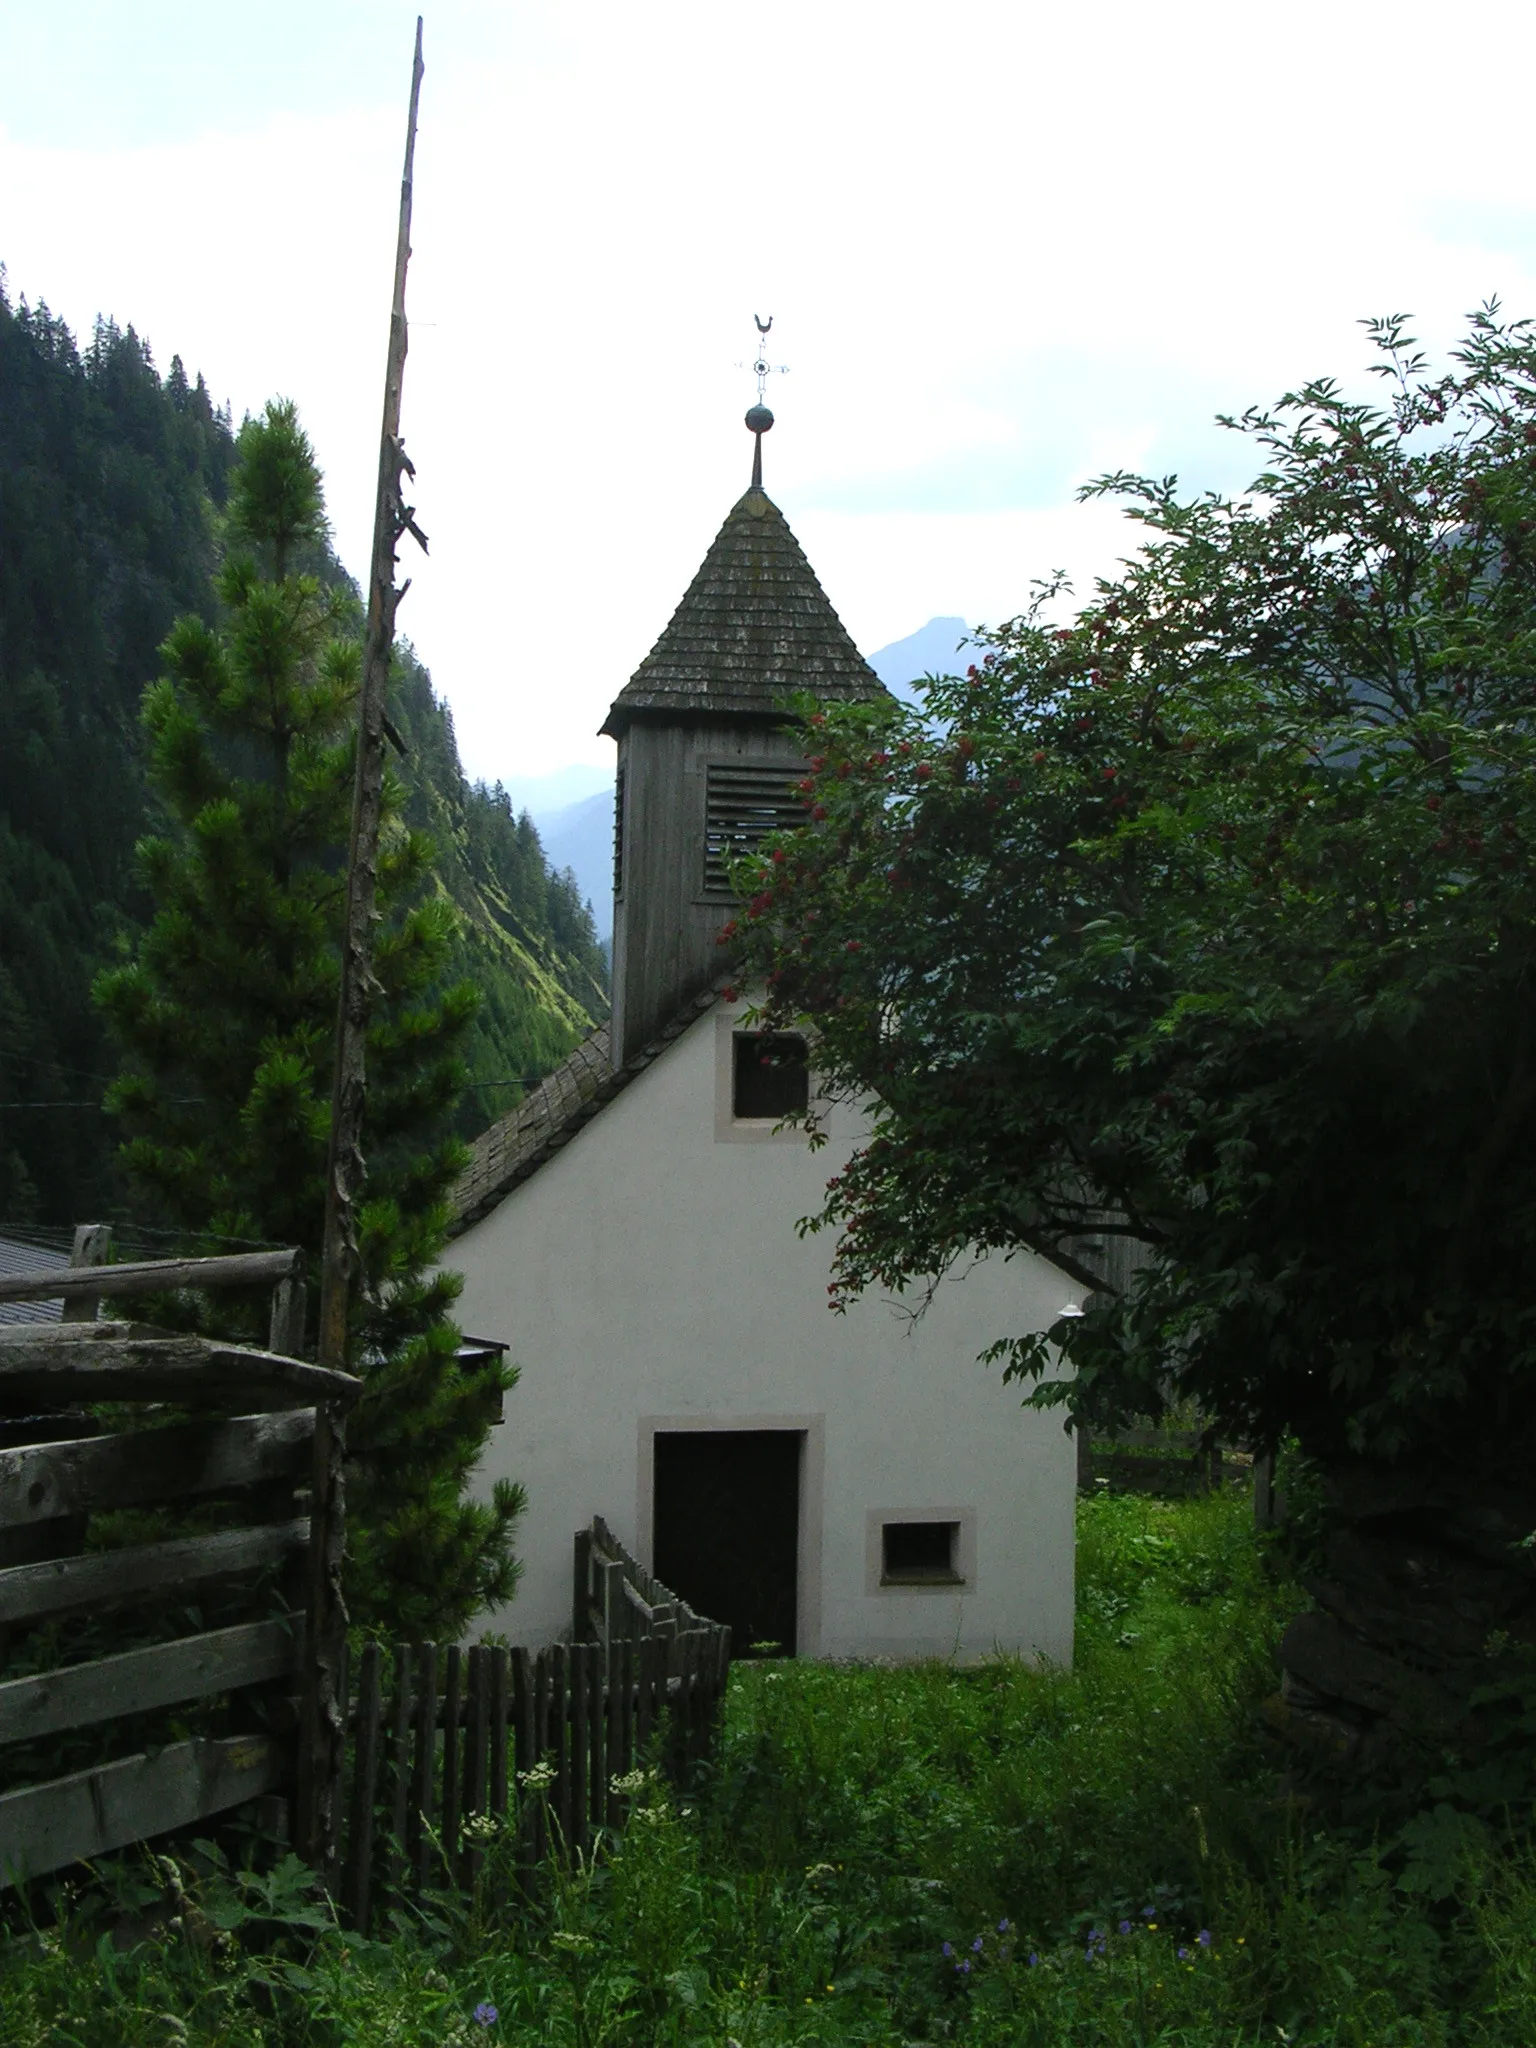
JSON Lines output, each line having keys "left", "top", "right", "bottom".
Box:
{"left": 609, "top": 1766, "right": 655, "bottom": 1796}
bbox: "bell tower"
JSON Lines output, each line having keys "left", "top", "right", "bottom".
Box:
{"left": 601, "top": 403, "right": 888, "bottom": 1069}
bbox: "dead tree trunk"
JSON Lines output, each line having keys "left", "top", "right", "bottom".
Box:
{"left": 298, "top": 16, "right": 425, "bottom": 1876}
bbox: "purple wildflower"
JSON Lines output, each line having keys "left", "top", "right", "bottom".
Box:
{"left": 998, "top": 1917, "right": 1010, "bottom": 1934}
{"left": 972, "top": 1937, "right": 984, "bottom": 1953}
{"left": 1198, "top": 1929, "right": 1212, "bottom": 1947}
{"left": 1178, "top": 1947, "right": 1190, "bottom": 1961}
{"left": 1119, "top": 1919, "right": 1132, "bottom": 1935}
{"left": 1141, "top": 1904, "right": 1156, "bottom": 1919}
{"left": 1028, "top": 1952, "right": 1039, "bottom": 1968}
{"left": 473, "top": 2005, "right": 499, "bottom": 2028}
{"left": 957, "top": 1959, "right": 971, "bottom": 1975}
{"left": 941, "top": 1941, "right": 953, "bottom": 1958}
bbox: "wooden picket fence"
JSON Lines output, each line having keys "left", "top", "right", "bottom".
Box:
{"left": 335, "top": 1519, "right": 731, "bottom": 1934}
{"left": 1077, "top": 1424, "right": 1252, "bottom": 1497}
{"left": 0, "top": 1239, "right": 353, "bottom": 1890}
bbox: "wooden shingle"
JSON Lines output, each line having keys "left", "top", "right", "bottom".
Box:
{"left": 600, "top": 488, "right": 884, "bottom": 736}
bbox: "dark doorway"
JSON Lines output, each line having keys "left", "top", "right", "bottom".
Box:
{"left": 653, "top": 1430, "right": 801, "bottom": 1657}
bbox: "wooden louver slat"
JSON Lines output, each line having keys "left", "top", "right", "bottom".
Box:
{"left": 703, "top": 763, "right": 806, "bottom": 895}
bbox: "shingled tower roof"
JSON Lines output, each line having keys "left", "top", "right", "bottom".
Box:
{"left": 600, "top": 485, "right": 885, "bottom": 738}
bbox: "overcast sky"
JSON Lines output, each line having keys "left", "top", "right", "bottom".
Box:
{"left": 4, "top": 1, "right": 1535, "bottom": 784}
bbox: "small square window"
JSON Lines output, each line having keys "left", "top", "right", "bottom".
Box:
{"left": 732, "top": 1033, "right": 809, "bottom": 1121}
{"left": 881, "top": 1521, "right": 962, "bottom": 1585}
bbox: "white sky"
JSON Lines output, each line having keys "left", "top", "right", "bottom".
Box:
{"left": 4, "top": 0, "right": 1536, "bottom": 782}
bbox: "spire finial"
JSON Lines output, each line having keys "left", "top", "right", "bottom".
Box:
{"left": 742, "top": 313, "right": 786, "bottom": 489}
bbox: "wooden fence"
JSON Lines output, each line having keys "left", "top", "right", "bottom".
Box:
{"left": 0, "top": 1241, "right": 355, "bottom": 1890}
{"left": 0, "top": 1232, "right": 731, "bottom": 1920}
{"left": 335, "top": 1518, "right": 731, "bottom": 1934}
{"left": 1077, "top": 1425, "right": 1252, "bottom": 1497}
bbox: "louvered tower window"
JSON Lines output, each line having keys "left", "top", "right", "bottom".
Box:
{"left": 704, "top": 762, "right": 804, "bottom": 895}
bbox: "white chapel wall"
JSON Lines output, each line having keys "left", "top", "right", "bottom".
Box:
{"left": 449, "top": 998, "right": 1079, "bottom": 1665}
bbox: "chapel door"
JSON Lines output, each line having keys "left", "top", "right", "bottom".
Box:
{"left": 652, "top": 1429, "right": 800, "bottom": 1658}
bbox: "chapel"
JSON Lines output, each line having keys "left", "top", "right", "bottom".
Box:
{"left": 446, "top": 407, "right": 1080, "bottom": 1662}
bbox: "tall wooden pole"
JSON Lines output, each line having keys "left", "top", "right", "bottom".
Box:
{"left": 318, "top": 16, "right": 426, "bottom": 1377}
{"left": 297, "top": 17, "right": 424, "bottom": 1878}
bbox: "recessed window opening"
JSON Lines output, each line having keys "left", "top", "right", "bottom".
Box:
{"left": 732, "top": 1033, "right": 809, "bottom": 1120}
{"left": 882, "top": 1520, "right": 961, "bottom": 1585}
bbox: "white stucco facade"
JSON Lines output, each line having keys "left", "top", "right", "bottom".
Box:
{"left": 450, "top": 996, "right": 1079, "bottom": 1665}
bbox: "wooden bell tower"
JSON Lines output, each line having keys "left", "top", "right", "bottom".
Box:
{"left": 600, "top": 407, "right": 888, "bottom": 1068}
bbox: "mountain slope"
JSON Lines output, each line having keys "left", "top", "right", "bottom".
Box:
{"left": 0, "top": 278, "right": 605, "bottom": 1222}
{"left": 535, "top": 789, "right": 614, "bottom": 943}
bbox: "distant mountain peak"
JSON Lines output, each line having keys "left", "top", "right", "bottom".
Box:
{"left": 866, "top": 616, "right": 988, "bottom": 703}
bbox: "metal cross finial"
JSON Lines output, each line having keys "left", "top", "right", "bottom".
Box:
{"left": 746, "top": 313, "right": 789, "bottom": 403}
{"left": 739, "top": 315, "right": 788, "bottom": 488}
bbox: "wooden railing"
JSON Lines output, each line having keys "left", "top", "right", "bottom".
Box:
{"left": 0, "top": 1245, "right": 356, "bottom": 1889}
{"left": 336, "top": 1518, "right": 731, "bottom": 1934}
{"left": 572, "top": 1512, "right": 719, "bottom": 1645}
{"left": 1077, "top": 1424, "right": 1251, "bottom": 1496}
{"left": 0, "top": 1232, "right": 730, "bottom": 1922}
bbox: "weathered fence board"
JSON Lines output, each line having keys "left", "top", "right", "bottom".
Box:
{"left": 441, "top": 1643, "right": 464, "bottom": 1876}
{"left": 342, "top": 1641, "right": 383, "bottom": 1933}
{"left": 0, "top": 1518, "right": 310, "bottom": 1628}
{"left": 569, "top": 1641, "right": 588, "bottom": 1855}
{"left": 386, "top": 1643, "right": 414, "bottom": 1900}
{"left": 0, "top": 1240, "right": 354, "bottom": 1896}
{"left": 0, "top": 1249, "right": 299, "bottom": 1304}
{"left": 0, "top": 1615, "right": 301, "bottom": 1746}
{"left": 0, "top": 1328, "right": 360, "bottom": 1412}
{"left": 0, "top": 1410, "right": 313, "bottom": 1528}
{"left": 410, "top": 1640, "right": 437, "bottom": 1893}
{"left": 489, "top": 1647, "right": 509, "bottom": 1825}
{"left": 0, "top": 1734, "right": 283, "bottom": 1886}
{"left": 465, "top": 1645, "right": 489, "bottom": 1884}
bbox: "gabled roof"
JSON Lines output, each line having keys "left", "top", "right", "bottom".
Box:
{"left": 449, "top": 989, "right": 721, "bottom": 1233}
{"left": 600, "top": 487, "right": 886, "bottom": 737}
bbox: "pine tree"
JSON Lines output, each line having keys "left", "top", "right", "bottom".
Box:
{"left": 95, "top": 398, "right": 524, "bottom": 1638}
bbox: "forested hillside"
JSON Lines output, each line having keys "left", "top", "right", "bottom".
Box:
{"left": 0, "top": 275, "right": 605, "bottom": 1227}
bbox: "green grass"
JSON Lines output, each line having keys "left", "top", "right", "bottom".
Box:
{"left": 5, "top": 1487, "right": 1536, "bottom": 2045}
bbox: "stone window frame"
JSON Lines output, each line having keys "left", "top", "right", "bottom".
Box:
{"left": 713, "top": 1003, "right": 820, "bottom": 1145}
{"left": 864, "top": 1506, "right": 978, "bottom": 1597}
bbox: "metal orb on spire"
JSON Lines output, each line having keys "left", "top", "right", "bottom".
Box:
{"left": 742, "top": 314, "right": 788, "bottom": 488}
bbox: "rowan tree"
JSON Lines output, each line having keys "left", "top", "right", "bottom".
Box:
{"left": 731, "top": 304, "right": 1536, "bottom": 1500}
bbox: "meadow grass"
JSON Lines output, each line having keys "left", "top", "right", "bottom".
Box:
{"left": 4, "top": 1486, "right": 1534, "bottom": 2045}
